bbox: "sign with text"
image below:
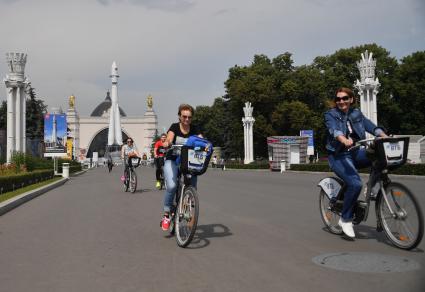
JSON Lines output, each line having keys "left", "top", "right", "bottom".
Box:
{"left": 300, "top": 130, "right": 314, "bottom": 155}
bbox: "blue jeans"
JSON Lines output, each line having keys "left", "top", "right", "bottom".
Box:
{"left": 328, "top": 149, "right": 371, "bottom": 220}
{"left": 163, "top": 159, "right": 197, "bottom": 212}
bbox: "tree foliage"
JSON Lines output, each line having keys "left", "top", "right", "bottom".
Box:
{"left": 26, "top": 85, "right": 47, "bottom": 139}
{"left": 1, "top": 46, "right": 419, "bottom": 160}
{"left": 0, "top": 101, "right": 6, "bottom": 129}
{"left": 193, "top": 45, "right": 424, "bottom": 159}
{"left": 0, "top": 86, "right": 47, "bottom": 136}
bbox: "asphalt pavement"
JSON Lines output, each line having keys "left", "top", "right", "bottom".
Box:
{"left": 0, "top": 165, "right": 424, "bottom": 292}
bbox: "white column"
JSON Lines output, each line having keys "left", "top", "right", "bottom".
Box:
{"left": 366, "top": 88, "right": 370, "bottom": 120}
{"left": 22, "top": 89, "right": 26, "bottom": 154}
{"left": 15, "top": 86, "right": 21, "bottom": 152}
{"left": 6, "top": 88, "right": 15, "bottom": 163}
{"left": 354, "top": 50, "right": 380, "bottom": 125}
{"left": 4, "top": 52, "right": 28, "bottom": 163}
{"left": 244, "top": 122, "right": 248, "bottom": 162}
{"left": 249, "top": 123, "right": 254, "bottom": 162}
{"left": 242, "top": 102, "right": 255, "bottom": 164}
{"left": 372, "top": 89, "right": 378, "bottom": 125}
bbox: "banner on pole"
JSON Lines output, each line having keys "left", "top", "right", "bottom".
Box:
{"left": 300, "top": 130, "right": 314, "bottom": 156}
{"left": 44, "top": 113, "right": 67, "bottom": 157}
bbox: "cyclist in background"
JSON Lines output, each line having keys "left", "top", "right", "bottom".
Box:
{"left": 121, "top": 137, "right": 140, "bottom": 181}
{"left": 154, "top": 133, "right": 167, "bottom": 189}
{"left": 325, "top": 87, "right": 387, "bottom": 238}
{"left": 160, "top": 104, "right": 203, "bottom": 231}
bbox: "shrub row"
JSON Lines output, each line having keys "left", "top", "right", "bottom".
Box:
{"left": 57, "top": 164, "right": 82, "bottom": 173}
{"left": 290, "top": 163, "right": 425, "bottom": 176}
{"left": 32, "top": 158, "right": 81, "bottom": 172}
{"left": 225, "top": 162, "right": 270, "bottom": 169}
{"left": 0, "top": 169, "right": 55, "bottom": 194}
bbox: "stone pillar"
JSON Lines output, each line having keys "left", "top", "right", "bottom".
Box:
{"left": 4, "top": 53, "right": 29, "bottom": 163}
{"left": 242, "top": 102, "right": 255, "bottom": 164}
{"left": 354, "top": 50, "right": 380, "bottom": 125}
{"left": 143, "top": 95, "right": 158, "bottom": 159}
{"left": 6, "top": 87, "right": 15, "bottom": 162}
{"left": 67, "top": 95, "right": 80, "bottom": 160}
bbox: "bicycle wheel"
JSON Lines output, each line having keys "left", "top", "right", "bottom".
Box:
{"left": 377, "top": 182, "right": 424, "bottom": 250}
{"left": 123, "top": 170, "right": 129, "bottom": 192}
{"left": 319, "top": 190, "right": 343, "bottom": 235}
{"left": 129, "top": 170, "right": 137, "bottom": 193}
{"left": 175, "top": 186, "right": 199, "bottom": 247}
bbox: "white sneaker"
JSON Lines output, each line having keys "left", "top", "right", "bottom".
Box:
{"left": 338, "top": 218, "right": 355, "bottom": 238}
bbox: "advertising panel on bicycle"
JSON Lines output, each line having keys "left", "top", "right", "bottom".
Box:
{"left": 384, "top": 141, "right": 404, "bottom": 159}
{"left": 188, "top": 149, "right": 207, "bottom": 171}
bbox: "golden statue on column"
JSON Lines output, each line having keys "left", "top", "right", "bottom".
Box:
{"left": 147, "top": 94, "right": 153, "bottom": 109}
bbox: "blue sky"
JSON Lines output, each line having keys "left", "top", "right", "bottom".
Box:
{"left": 0, "top": 0, "right": 424, "bottom": 130}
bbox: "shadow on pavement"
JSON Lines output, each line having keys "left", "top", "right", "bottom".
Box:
{"left": 322, "top": 225, "right": 424, "bottom": 252}
{"left": 186, "top": 223, "right": 233, "bottom": 249}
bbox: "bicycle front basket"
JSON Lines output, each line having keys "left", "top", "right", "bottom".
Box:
{"left": 375, "top": 137, "right": 409, "bottom": 169}
{"left": 130, "top": 157, "right": 141, "bottom": 167}
{"left": 180, "top": 146, "right": 211, "bottom": 175}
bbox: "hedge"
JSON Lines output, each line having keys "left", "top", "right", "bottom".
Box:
{"left": 0, "top": 169, "right": 55, "bottom": 194}
{"left": 32, "top": 159, "right": 82, "bottom": 172}
{"left": 57, "top": 164, "right": 82, "bottom": 173}
{"left": 290, "top": 163, "right": 425, "bottom": 176}
{"left": 224, "top": 162, "right": 270, "bottom": 169}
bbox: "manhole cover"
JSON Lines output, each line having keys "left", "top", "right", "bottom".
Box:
{"left": 312, "top": 252, "right": 421, "bottom": 273}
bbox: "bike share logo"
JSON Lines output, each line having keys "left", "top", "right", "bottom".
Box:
{"left": 194, "top": 152, "right": 204, "bottom": 160}
{"left": 386, "top": 143, "right": 401, "bottom": 151}
{"left": 325, "top": 182, "right": 334, "bottom": 191}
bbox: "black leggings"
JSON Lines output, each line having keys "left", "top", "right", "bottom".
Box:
{"left": 155, "top": 157, "right": 164, "bottom": 180}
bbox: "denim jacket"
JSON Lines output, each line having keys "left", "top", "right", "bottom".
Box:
{"left": 324, "top": 107, "right": 383, "bottom": 153}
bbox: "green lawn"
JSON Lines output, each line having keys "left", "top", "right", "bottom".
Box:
{"left": 0, "top": 177, "right": 63, "bottom": 204}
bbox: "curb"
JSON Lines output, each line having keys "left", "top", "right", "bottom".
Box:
{"left": 0, "top": 177, "right": 68, "bottom": 216}
{"left": 71, "top": 169, "right": 88, "bottom": 177}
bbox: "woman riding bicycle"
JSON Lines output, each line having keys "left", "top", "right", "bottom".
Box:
{"left": 160, "top": 104, "right": 203, "bottom": 231}
{"left": 325, "top": 87, "right": 387, "bottom": 238}
{"left": 121, "top": 137, "right": 140, "bottom": 180}
{"left": 154, "top": 133, "right": 167, "bottom": 189}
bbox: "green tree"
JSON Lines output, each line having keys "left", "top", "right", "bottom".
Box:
{"left": 26, "top": 85, "right": 47, "bottom": 139}
{"left": 216, "top": 44, "right": 423, "bottom": 159}
{"left": 271, "top": 101, "right": 319, "bottom": 135}
{"left": 312, "top": 43, "right": 399, "bottom": 131}
{"left": 0, "top": 101, "right": 6, "bottom": 129}
{"left": 393, "top": 51, "right": 425, "bottom": 134}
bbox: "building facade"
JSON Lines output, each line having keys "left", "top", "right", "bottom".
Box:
{"left": 68, "top": 92, "right": 157, "bottom": 161}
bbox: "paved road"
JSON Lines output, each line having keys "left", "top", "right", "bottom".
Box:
{"left": 0, "top": 166, "right": 424, "bottom": 292}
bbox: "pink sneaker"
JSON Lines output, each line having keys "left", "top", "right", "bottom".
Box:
{"left": 161, "top": 216, "right": 171, "bottom": 231}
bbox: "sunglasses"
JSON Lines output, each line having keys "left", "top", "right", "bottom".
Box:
{"left": 181, "top": 115, "right": 192, "bottom": 120}
{"left": 334, "top": 95, "right": 350, "bottom": 102}
{"left": 127, "top": 140, "right": 133, "bottom": 143}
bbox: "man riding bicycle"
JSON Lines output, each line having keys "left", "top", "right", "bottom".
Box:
{"left": 121, "top": 137, "right": 140, "bottom": 182}
{"left": 154, "top": 133, "right": 167, "bottom": 189}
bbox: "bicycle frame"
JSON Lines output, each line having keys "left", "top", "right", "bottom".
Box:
{"left": 319, "top": 137, "right": 407, "bottom": 224}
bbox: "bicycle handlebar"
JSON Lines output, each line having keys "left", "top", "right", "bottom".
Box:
{"left": 348, "top": 137, "right": 387, "bottom": 152}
